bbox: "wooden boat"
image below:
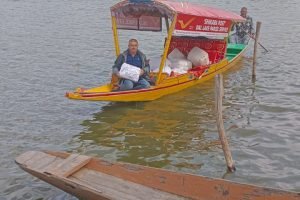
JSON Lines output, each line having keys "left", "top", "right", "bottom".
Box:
{"left": 66, "top": 0, "right": 248, "bottom": 102}
{"left": 16, "top": 151, "right": 299, "bottom": 200}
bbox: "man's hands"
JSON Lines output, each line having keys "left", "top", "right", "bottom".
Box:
{"left": 115, "top": 72, "right": 121, "bottom": 78}
{"left": 140, "top": 69, "right": 144, "bottom": 76}
{"left": 249, "top": 33, "right": 255, "bottom": 39}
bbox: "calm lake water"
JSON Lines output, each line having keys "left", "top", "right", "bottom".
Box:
{"left": 1, "top": 0, "right": 300, "bottom": 199}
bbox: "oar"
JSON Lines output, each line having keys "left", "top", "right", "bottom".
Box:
{"left": 239, "top": 26, "right": 269, "bottom": 52}
{"left": 248, "top": 33, "right": 269, "bottom": 52}
{"left": 242, "top": 27, "right": 269, "bottom": 52}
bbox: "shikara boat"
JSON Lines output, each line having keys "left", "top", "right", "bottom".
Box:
{"left": 66, "top": 0, "right": 248, "bottom": 102}
{"left": 16, "top": 151, "right": 299, "bottom": 200}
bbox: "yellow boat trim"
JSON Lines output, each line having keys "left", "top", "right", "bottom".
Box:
{"left": 66, "top": 46, "right": 247, "bottom": 102}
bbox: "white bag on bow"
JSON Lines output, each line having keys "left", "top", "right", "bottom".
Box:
{"left": 119, "top": 63, "right": 141, "bottom": 82}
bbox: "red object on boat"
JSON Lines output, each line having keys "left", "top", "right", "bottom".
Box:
{"left": 188, "top": 66, "right": 209, "bottom": 78}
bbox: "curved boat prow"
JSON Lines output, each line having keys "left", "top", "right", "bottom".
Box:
{"left": 66, "top": 84, "right": 114, "bottom": 101}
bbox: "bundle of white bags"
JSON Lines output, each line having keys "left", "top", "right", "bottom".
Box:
{"left": 168, "top": 48, "right": 192, "bottom": 74}
{"left": 167, "top": 47, "right": 209, "bottom": 74}
{"left": 151, "top": 47, "right": 210, "bottom": 75}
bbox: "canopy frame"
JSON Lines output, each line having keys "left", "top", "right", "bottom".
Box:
{"left": 156, "top": 14, "right": 177, "bottom": 85}
{"left": 110, "top": 0, "right": 246, "bottom": 86}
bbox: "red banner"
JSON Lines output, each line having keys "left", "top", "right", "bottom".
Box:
{"left": 174, "top": 14, "right": 231, "bottom": 38}
{"left": 116, "top": 17, "right": 138, "bottom": 30}
{"left": 139, "top": 16, "right": 161, "bottom": 31}
{"left": 116, "top": 14, "right": 161, "bottom": 31}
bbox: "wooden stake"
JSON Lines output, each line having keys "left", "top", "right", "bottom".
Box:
{"left": 215, "top": 74, "right": 236, "bottom": 172}
{"left": 252, "top": 21, "right": 262, "bottom": 78}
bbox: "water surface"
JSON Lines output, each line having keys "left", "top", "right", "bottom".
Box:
{"left": 0, "top": 0, "right": 299, "bottom": 199}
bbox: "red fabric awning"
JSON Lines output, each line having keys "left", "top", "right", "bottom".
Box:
{"left": 111, "top": 0, "right": 245, "bottom": 23}
{"left": 161, "top": 1, "right": 244, "bottom": 22}
{"left": 111, "top": 0, "right": 245, "bottom": 35}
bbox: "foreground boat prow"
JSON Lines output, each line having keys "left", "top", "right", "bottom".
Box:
{"left": 16, "top": 151, "right": 300, "bottom": 200}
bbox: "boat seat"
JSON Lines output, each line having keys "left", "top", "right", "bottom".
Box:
{"left": 45, "top": 154, "right": 91, "bottom": 177}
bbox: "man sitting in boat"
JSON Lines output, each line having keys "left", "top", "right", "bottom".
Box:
{"left": 112, "top": 39, "right": 151, "bottom": 91}
{"left": 230, "top": 7, "right": 254, "bottom": 44}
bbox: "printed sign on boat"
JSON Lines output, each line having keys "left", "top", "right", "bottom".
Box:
{"left": 174, "top": 14, "right": 231, "bottom": 38}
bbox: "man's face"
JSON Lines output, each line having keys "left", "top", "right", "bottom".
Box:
{"left": 128, "top": 41, "right": 138, "bottom": 55}
{"left": 241, "top": 8, "right": 247, "bottom": 18}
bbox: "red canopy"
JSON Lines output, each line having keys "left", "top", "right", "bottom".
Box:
{"left": 111, "top": 0, "right": 245, "bottom": 36}
{"left": 161, "top": 1, "right": 245, "bottom": 22}
{"left": 111, "top": 0, "right": 245, "bottom": 22}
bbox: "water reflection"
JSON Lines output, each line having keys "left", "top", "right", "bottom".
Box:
{"left": 74, "top": 59, "right": 246, "bottom": 172}
{"left": 77, "top": 86, "right": 217, "bottom": 166}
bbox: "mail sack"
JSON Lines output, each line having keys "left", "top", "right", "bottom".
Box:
{"left": 119, "top": 63, "right": 141, "bottom": 82}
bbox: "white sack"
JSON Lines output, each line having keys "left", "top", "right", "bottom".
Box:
{"left": 170, "top": 59, "right": 193, "bottom": 74}
{"left": 119, "top": 63, "right": 141, "bottom": 82}
{"left": 187, "top": 47, "right": 209, "bottom": 66}
{"left": 168, "top": 48, "right": 186, "bottom": 60}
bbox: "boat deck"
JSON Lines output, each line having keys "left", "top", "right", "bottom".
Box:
{"left": 16, "top": 151, "right": 300, "bottom": 200}
{"left": 16, "top": 151, "right": 186, "bottom": 200}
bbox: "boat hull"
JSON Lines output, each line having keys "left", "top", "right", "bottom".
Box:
{"left": 66, "top": 47, "right": 246, "bottom": 102}
{"left": 16, "top": 151, "right": 299, "bottom": 200}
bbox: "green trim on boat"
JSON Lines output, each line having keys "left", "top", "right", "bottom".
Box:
{"left": 227, "top": 43, "right": 246, "bottom": 50}
{"left": 226, "top": 43, "right": 246, "bottom": 61}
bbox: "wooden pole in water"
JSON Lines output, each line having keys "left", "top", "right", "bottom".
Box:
{"left": 252, "top": 21, "right": 262, "bottom": 78}
{"left": 215, "top": 74, "right": 236, "bottom": 172}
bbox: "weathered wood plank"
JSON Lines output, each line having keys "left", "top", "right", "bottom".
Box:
{"left": 20, "top": 165, "right": 111, "bottom": 200}
{"left": 16, "top": 151, "right": 64, "bottom": 172}
{"left": 42, "top": 158, "right": 63, "bottom": 172}
{"left": 45, "top": 154, "right": 91, "bottom": 177}
{"left": 15, "top": 151, "right": 39, "bottom": 164}
{"left": 32, "top": 156, "right": 58, "bottom": 171}
{"left": 86, "top": 159, "right": 300, "bottom": 200}
{"left": 70, "top": 168, "right": 187, "bottom": 200}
